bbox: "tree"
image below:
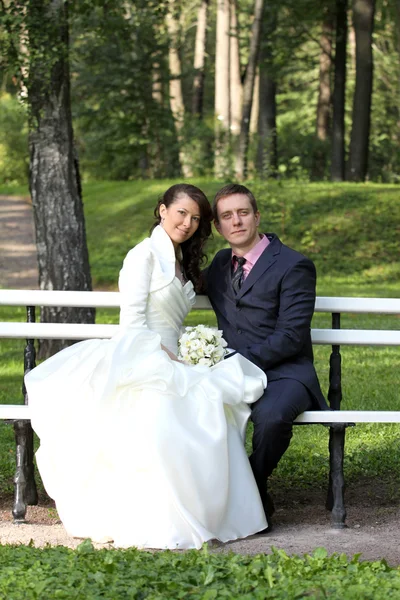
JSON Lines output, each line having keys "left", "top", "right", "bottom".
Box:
{"left": 347, "top": 0, "right": 376, "bottom": 181}
{"left": 166, "top": 0, "right": 192, "bottom": 177}
{"left": 192, "top": 0, "right": 209, "bottom": 118}
{"left": 256, "top": 3, "right": 278, "bottom": 178}
{"left": 215, "top": 0, "right": 231, "bottom": 178}
{"left": 311, "top": 5, "right": 333, "bottom": 180}
{"left": 229, "top": 0, "right": 242, "bottom": 156}
{"left": 331, "top": 0, "right": 348, "bottom": 181}
{"left": 235, "top": 0, "right": 264, "bottom": 179}
{"left": 26, "top": 0, "right": 94, "bottom": 356}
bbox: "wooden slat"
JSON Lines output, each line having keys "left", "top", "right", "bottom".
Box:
{"left": 0, "top": 322, "right": 119, "bottom": 339}
{"left": 1, "top": 322, "right": 399, "bottom": 345}
{"left": 0, "top": 405, "right": 30, "bottom": 419}
{"left": 0, "top": 290, "right": 399, "bottom": 315}
{"left": 295, "top": 411, "right": 400, "bottom": 423}
{"left": 0, "top": 289, "right": 121, "bottom": 308}
{"left": 311, "top": 329, "right": 400, "bottom": 346}
{"left": 314, "top": 297, "right": 400, "bottom": 314}
{"left": 1, "top": 406, "right": 399, "bottom": 423}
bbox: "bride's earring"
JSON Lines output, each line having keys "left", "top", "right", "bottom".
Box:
{"left": 160, "top": 217, "right": 165, "bottom": 227}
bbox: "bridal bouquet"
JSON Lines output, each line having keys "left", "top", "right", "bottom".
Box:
{"left": 178, "top": 325, "right": 228, "bottom": 367}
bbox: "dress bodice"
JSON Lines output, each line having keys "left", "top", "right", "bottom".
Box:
{"left": 146, "top": 278, "right": 195, "bottom": 354}
{"left": 118, "top": 227, "right": 196, "bottom": 354}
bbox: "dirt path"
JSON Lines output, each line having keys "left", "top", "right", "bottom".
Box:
{"left": 0, "top": 196, "right": 38, "bottom": 289}
{"left": 0, "top": 498, "right": 399, "bottom": 565}
{"left": 0, "top": 195, "right": 399, "bottom": 565}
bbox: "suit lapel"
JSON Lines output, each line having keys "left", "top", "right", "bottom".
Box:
{"left": 236, "top": 234, "right": 282, "bottom": 299}
{"left": 211, "top": 251, "right": 236, "bottom": 314}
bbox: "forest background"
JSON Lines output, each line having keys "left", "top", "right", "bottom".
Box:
{"left": 0, "top": 0, "right": 399, "bottom": 187}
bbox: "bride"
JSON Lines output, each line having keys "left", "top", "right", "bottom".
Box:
{"left": 25, "top": 183, "right": 268, "bottom": 549}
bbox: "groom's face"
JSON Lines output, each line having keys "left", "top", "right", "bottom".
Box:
{"left": 215, "top": 194, "right": 260, "bottom": 252}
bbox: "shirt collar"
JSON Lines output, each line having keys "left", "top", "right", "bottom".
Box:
{"left": 231, "top": 234, "right": 268, "bottom": 267}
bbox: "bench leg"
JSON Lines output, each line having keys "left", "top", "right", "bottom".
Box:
{"left": 326, "top": 424, "right": 347, "bottom": 528}
{"left": 12, "top": 419, "right": 38, "bottom": 523}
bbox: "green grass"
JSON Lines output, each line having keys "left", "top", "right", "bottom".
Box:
{"left": 0, "top": 542, "right": 400, "bottom": 599}
{"left": 1, "top": 180, "right": 399, "bottom": 295}
{"left": 76, "top": 180, "right": 400, "bottom": 296}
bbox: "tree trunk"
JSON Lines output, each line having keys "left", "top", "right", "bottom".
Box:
{"left": 192, "top": 0, "right": 209, "bottom": 117}
{"left": 331, "top": 0, "right": 348, "bottom": 182}
{"left": 229, "top": 0, "right": 243, "bottom": 170}
{"left": 235, "top": 0, "right": 264, "bottom": 179}
{"left": 256, "top": 4, "right": 277, "bottom": 179}
{"left": 395, "top": 0, "right": 400, "bottom": 98}
{"left": 215, "top": 0, "right": 231, "bottom": 178}
{"left": 166, "top": 0, "right": 192, "bottom": 177}
{"left": 27, "top": 0, "right": 94, "bottom": 358}
{"left": 152, "top": 59, "right": 163, "bottom": 105}
{"left": 312, "top": 10, "right": 333, "bottom": 180}
{"left": 349, "top": 16, "right": 357, "bottom": 72}
{"left": 347, "top": 0, "right": 375, "bottom": 181}
{"left": 250, "top": 67, "right": 259, "bottom": 134}
{"left": 257, "top": 73, "right": 278, "bottom": 178}
{"left": 230, "top": 0, "right": 242, "bottom": 136}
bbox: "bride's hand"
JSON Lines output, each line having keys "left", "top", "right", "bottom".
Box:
{"left": 161, "top": 344, "right": 183, "bottom": 363}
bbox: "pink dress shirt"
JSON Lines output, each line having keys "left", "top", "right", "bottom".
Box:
{"left": 232, "top": 234, "right": 270, "bottom": 280}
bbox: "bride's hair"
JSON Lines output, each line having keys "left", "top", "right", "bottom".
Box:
{"left": 152, "top": 183, "right": 212, "bottom": 289}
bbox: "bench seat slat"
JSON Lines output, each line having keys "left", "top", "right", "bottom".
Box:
{"left": 1, "top": 406, "right": 400, "bottom": 423}
{"left": 296, "top": 411, "right": 400, "bottom": 423}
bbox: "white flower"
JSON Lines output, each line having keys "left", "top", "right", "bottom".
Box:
{"left": 177, "top": 325, "right": 228, "bottom": 367}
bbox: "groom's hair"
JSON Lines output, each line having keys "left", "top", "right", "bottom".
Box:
{"left": 213, "top": 184, "right": 258, "bottom": 222}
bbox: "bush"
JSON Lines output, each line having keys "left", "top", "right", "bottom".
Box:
{"left": 0, "top": 543, "right": 399, "bottom": 599}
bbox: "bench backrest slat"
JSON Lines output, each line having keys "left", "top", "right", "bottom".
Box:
{"left": 0, "top": 290, "right": 400, "bottom": 315}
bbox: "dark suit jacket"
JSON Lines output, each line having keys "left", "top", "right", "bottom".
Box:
{"left": 205, "top": 234, "right": 328, "bottom": 410}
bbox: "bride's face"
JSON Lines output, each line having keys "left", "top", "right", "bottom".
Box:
{"left": 160, "top": 194, "right": 201, "bottom": 248}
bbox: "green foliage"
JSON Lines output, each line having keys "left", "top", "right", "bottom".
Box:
{"left": 0, "top": 93, "right": 28, "bottom": 184}
{"left": 70, "top": 1, "right": 182, "bottom": 181}
{"left": 0, "top": 543, "right": 399, "bottom": 598}
{"left": 1, "top": 0, "right": 399, "bottom": 181}
{"left": 368, "top": 0, "right": 400, "bottom": 182}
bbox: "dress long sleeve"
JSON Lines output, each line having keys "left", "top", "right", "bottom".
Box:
{"left": 118, "top": 240, "right": 153, "bottom": 329}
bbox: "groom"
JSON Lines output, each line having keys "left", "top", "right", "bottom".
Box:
{"left": 204, "top": 184, "right": 328, "bottom": 529}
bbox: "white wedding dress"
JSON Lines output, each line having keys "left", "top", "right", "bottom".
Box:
{"left": 25, "top": 226, "right": 268, "bottom": 549}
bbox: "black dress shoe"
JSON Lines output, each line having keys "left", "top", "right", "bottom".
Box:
{"left": 257, "top": 492, "right": 275, "bottom": 534}
{"left": 265, "top": 492, "right": 275, "bottom": 517}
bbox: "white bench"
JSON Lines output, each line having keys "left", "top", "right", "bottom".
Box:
{"left": 0, "top": 289, "right": 399, "bottom": 527}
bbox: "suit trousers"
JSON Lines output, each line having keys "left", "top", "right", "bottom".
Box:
{"left": 249, "top": 378, "right": 313, "bottom": 504}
